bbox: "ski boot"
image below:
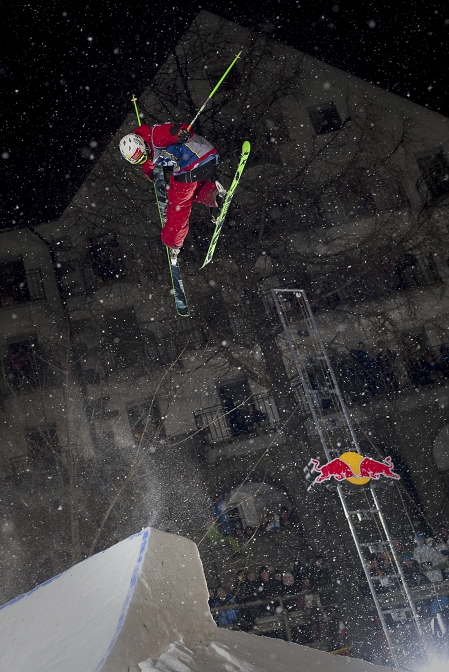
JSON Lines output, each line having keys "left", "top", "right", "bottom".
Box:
{"left": 210, "top": 181, "right": 227, "bottom": 223}
{"left": 168, "top": 247, "right": 180, "bottom": 266}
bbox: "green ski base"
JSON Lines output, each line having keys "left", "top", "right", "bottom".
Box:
{"left": 201, "top": 141, "right": 251, "bottom": 268}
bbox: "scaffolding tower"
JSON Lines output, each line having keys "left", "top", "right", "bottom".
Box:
{"left": 272, "top": 288, "right": 430, "bottom": 669}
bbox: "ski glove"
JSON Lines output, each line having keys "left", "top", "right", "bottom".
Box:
{"left": 169, "top": 123, "right": 191, "bottom": 144}
{"left": 177, "top": 129, "right": 191, "bottom": 143}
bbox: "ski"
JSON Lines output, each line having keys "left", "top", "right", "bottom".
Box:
{"left": 201, "top": 141, "right": 251, "bottom": 269}
{"left": 153, "top": 167, "right": 190, "bottom": 317}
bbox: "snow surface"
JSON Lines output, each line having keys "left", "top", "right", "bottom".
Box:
{"left": 138, "top": 629, "right": 394, "bottom": 672}
{"left": 0, "top": 527, "right": 398, "bottom": 672}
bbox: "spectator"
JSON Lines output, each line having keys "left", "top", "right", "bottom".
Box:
{"left": 211, "top": 587, "right": 239, "bottom": 626}
{"left": 309, "top": 555, "right": 330, "bottom": 589}
{"left": 421, "top": 561, "right": 443, "bottom": 584}
{"left": 242, "top": 571, "right": 259, "bottom": 603}
{"left": 230, "top": 570, "right": 245, "bottom": 601}
{"left": 256, "top": 566, "right": 272, "bottom": 600}
{"left": 280, "top": 506, "right": 292, "bottom": 527}
{"left": 240, "top": 572, "right": 260, "bottom": 625}
{"left": 427, "top": 537, "right": 449, "bottom": 570}
{"left": 233, "top": 522, "right": 244, "bottom": 541}
{"left": 269, "top": 570, "right": 284, "bottom": 597}
{"left": 265, "top": 512, "right": 280, "bottom": 533}
{"left": 208, "top": 587, "right": 216, "bottom": 609}
{"left": 211, "top": 493, "right": 232, "bottom": 536}
{"left": 364, "top": 554, "right": 394, "bottom": 593}
{"left": 222, "top": 396, "right": 247, "bottom": 436}
{"left": 282, "top": 572, "right": 299, "bottom": 612}
{"left": 288, "top": 559, "right": 303, "bottom": 583}
{"left": 401, "top": 558, "right": 429, "bottom": 587}
{"left": 243, "top": 526, "right": 254, "bottom": 541}
{"left": 376, "top": 548, "right": 395, "bottom": 576}
{"left": 413, "top": 533, "right": 442, "bottom": 567}
{"left": 437, "top": 527, "right": 449, "bottom": 577}
{"left": 243, "top": 402, "right": 267, "bottom": 432}
{"left": 297, "top": 577, "right": 320, "bottom": 610}
{"left": 324, "top": 607, "right": 347, "bottom": 652}
{"left": 303, "top": 557, "right": 317, "bottom": 581}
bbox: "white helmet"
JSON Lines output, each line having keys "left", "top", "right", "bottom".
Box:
{"left": 119, "top": 133, "right": 148, "bottom": 164}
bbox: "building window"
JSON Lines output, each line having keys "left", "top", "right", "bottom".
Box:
{"left": 417, "top": 149, "right": 449, "bottom": 199}
{"left": 369, "top": 175, "right": 408, "bottom": 212}
{"left": 322, "top": 252, "right": 442, "bottom": 307}
{"left": 196, "top": 292, "right": 231, "bottom": 335}
{"left": 26, "top": 424, "right": 60, "bottom": 471}
{"left": 0, "top": 259, "right": 45, "bottom": 308}
{"left": 127, "top": 398, "right": 165, "bottom": 443}
{"left": 0, "top": 259, "right": 30, "bottom": 307}
{"left": 104, "top": 308, "right": 145, "bottom": 370}
{"left": 144, "top": 331, "right": 170, "bottom": 366}
{"left": 318, "top": 172, "right": 376, "bottom": 222}
{"left": 87, "top": 234, "right": 127, "bottom": 286}
{"left": 307, "top": 102, "right": 342, "bottom": 135}
{"left": 4, "top": 336, "right": 43, "bottom": 389}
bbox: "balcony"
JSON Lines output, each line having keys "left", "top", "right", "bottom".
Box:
{"left": 4, "top": 447, "right": 76, "bottom": 486}
{"left": 260, "top": 251, "right": 442, "bottom": 319}
{"left": 193, "top": 394, "right": 285, "bottom": 462}
{"left": 291, "top": 341, "right": 449, "bottom": 415}
{"left": 1, "top": 345, "right": 54, "bottom": 393}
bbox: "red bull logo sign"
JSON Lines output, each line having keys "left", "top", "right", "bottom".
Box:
{"left": 311, "top": 451, "right": 400, "bottom": 486}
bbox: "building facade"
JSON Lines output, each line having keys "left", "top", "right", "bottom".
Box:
{"left": 1, "top": 10, "right": 449, "bottom": 658}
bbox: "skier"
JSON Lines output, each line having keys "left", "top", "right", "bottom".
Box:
{"left": 119, "top": 123, "right": 226, "bottom": 261}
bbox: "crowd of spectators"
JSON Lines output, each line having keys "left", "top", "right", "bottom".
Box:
{"left": 332, "top": 337, "right": 449, "bottom": 402}
{"left": 208, "top": 556, "right": 348, "bottom": 648}
{"left": 360, "top": 526, "right": 449, "bottom": 595}
{"left": 208, "top": 525, "right": 449, "bottom": 647}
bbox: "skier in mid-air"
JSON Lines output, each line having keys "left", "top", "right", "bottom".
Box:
{"left": 120, "top": 123, "right": 226, "bottom": 261}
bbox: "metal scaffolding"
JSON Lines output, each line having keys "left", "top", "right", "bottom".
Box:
{"left": 271, "top": 288, "right": 429, "bottom": 669}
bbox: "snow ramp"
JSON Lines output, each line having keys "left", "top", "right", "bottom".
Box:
{"left": 0, "top": 527, "right": 215, "bottom": 672}
{"left": 0, "top": 527, "right": 398, "bottom": 672}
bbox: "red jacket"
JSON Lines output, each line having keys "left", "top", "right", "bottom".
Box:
{"left": 134, "top": 123, "right": 217, "bottom": 179}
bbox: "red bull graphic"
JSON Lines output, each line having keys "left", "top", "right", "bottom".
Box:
{"left": 311, "top": 451, "right": 400, "bottom": 486}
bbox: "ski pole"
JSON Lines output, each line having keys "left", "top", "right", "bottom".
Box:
{"left": 187, "top": 51, "right": 241, "bottom": 131}
{"left": 131, "top": 95, "right": 142, "bottom": 127}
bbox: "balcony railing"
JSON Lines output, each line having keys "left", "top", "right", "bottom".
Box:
{"left": 26, "top": 268, "right": 46, "bottom": 301}
{"left": 210, "top": 589, "right": 345, "bottom": 651}
{"left": 194, "top": 394, "right": 280, "bottom": 444}
{"left": 260, "top": 252, "right": 442, "bottom": 318}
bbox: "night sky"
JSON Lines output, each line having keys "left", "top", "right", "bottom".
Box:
{"left": 1, "top": 0, "right": 449, "bottom": 230}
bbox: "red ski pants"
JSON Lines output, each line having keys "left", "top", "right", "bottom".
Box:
{"left": 160, "top": 175, "right": 217, "bottom": 249}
